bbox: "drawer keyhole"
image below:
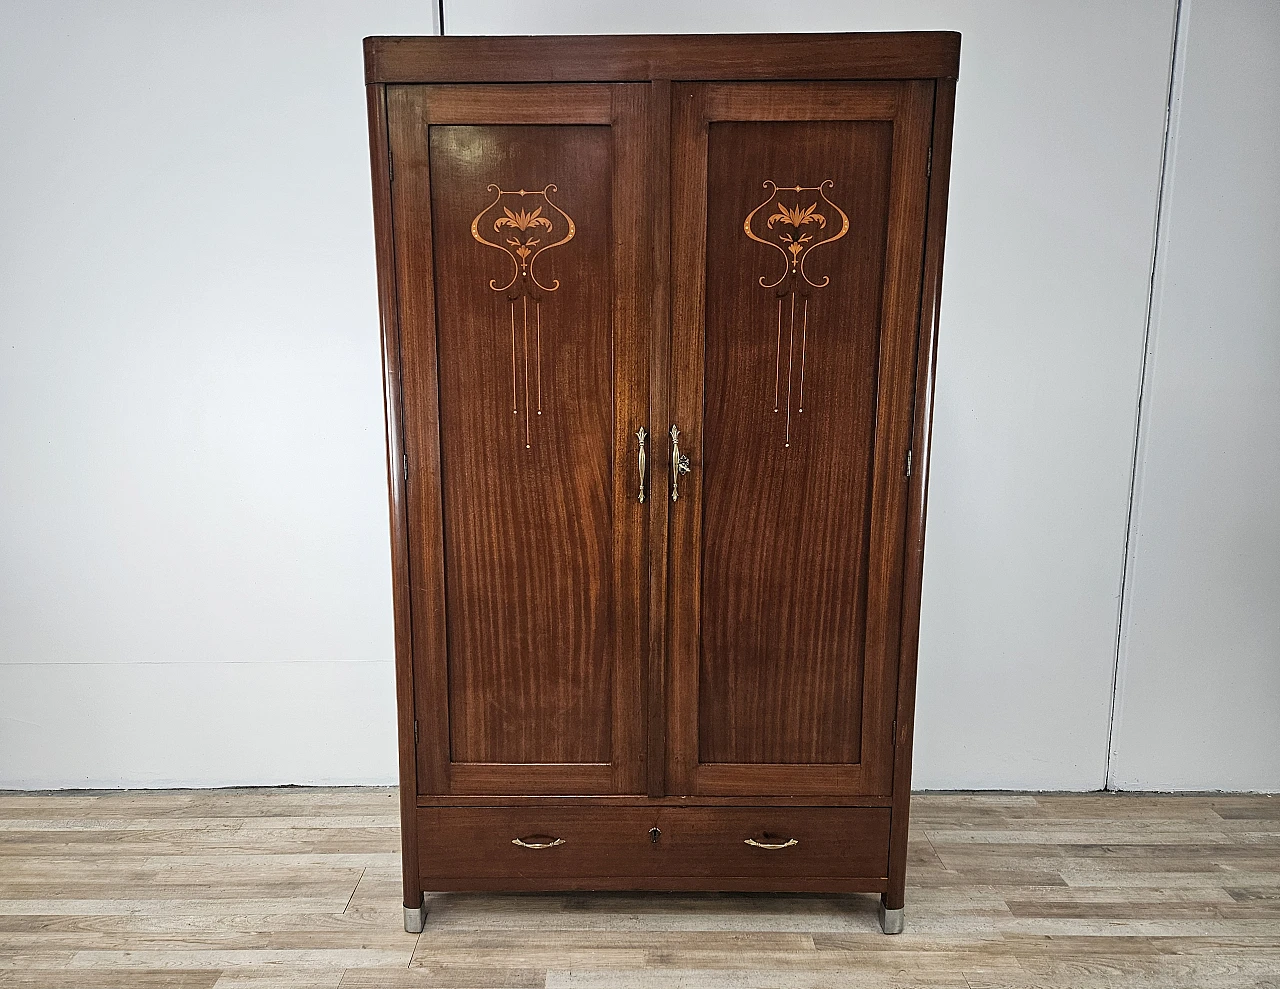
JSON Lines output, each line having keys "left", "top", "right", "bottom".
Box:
{"left": 649, "top": 827, "right": 661, "bottom": 843}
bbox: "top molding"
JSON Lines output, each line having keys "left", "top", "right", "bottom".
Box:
{"left": 364, "top": 33, "right": 961, "bottom": 85}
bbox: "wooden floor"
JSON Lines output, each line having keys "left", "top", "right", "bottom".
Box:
{"left": 0, "top": 790, "right": 1278, "bottom": 988}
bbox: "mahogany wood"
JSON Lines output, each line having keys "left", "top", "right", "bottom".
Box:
{"left": 385, "top": 86, "right": 449, "bottom": 797}
{"left": 417, "top": 84, "right": 613, "bottom": 124}
{"left": 414, "top": 794, "right": 894, "bottom": 808}
{"left": 365, "top": 31, "right": 958, "bottom": 927}
{"left": 366, "top": 83, "right": 420, "bottom": 911}
{"left": 419, "top": 806, "right": 891, "bottom": 883}
{"left": 884, "top": 76, "right": 958, "bottom": 914}
{"left": 365, "top": 33, "right": 961, "bottom": 84}
{"left": 697, "top": 116, "right": 889, "bottom": 768}
{"left": 405, "top": 876, "right": 891, "bottom": 894}
{"left": 665, "top": 81, "right": 707, "bottom": 797}
{"left": 431, "top": 121, "right": 615, "bottom": 767}
{"left": 645, "top": 79, "right": 673, "bottom": 800}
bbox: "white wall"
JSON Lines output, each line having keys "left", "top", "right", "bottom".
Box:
{"left": 444, "top": 0, "right": 1177, "bottom": 790}
{"left": 1, "top": 1, "right": 1273, "bottom": 791}
{"left": 1109, "top": 0, "right": 1280, "bottom": 791}
{"left": 0, "top": 1, "right": 438, "bottom": 787}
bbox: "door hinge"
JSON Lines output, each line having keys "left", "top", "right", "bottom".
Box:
{"left": 403, "top": 452, "right": 409, "bottom": 482}
{"left": 927, "top": 147, "right": 932, "bottom": 178}
{"left": 388, "top": 149, "right": 394, "bottom": 183}
{"left": 905, "top": 450, "right": 912, "bottom": 478}
{"left": 413, "top": 719, "right": 418, "bottom": 745}
{"left": 892, "top": 719, "right": 898, "bottom": 744}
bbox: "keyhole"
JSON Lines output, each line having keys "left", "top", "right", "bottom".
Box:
{"left": 649, "top": 827, "right": 661, "bottom": 843}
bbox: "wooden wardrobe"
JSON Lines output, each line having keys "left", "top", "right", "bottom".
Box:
{"left": 364, "top": 32, "right": 959, "bottom": 936}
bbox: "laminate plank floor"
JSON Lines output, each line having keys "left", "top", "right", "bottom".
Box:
{"left": 0, "top": 790, "right": 1277, "bottom": 988}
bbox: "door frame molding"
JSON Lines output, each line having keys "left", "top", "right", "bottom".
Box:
{"left": 383, "top": 81, "right": 653, "bottom": 797}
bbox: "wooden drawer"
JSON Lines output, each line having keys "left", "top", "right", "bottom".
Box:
{"left": 418, "top": 806, "right": 890, "bottom": 887}
{"left": 419, "top": 807, "right": 663, "bottom": 881}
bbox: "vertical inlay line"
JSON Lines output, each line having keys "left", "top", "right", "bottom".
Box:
{"left": 785, "top": 290, "right": 796, "bottom": 448}
{"left": 744, "top": 180, "right": 848, "bottom": 448}
{"left": 774, "top": 296, "right": 783, "bottom": 412}
{"left": 510, "top": 299, "right": 518, "bottom": 415}
{"left": 536, "top": 300, "right": 543, "bottom": 414}
{"left": 522, "top": 295, "right": 530, "bottom": 448}
{"left": 799, "top": 297, "right": 809, "bottom": 413}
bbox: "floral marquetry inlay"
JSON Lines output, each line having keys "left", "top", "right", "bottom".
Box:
{"left": 743, "top": 180, "right": 851, "bottom": 448}
{"left": 745, "top": 180, "right": 849, "bottom": 290}
{"left": 470, "top": 185, "right": 578, "bottom": 449}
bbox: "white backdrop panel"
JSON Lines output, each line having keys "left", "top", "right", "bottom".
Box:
{"left": 0, "top": 0, "right": 438, "bottom": 787}
{"left": 1110, "top": 0, "right": 1280, "bottom": 792}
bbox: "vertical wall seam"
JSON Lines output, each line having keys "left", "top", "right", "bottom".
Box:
{"left": 1105, "top": 0, "right": 1186, "bottom": 791}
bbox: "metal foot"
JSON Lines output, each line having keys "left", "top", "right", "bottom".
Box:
{"left": 404, "top": 899, "right": 427, "bottom": 934}
{"left": 878, "top": 904, "right": 905, "bottom": 935}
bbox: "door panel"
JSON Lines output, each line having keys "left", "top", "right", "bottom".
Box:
{"left": 430, "top": 123, "right": 614, "bottom": 766}
{"left": 699, "top": 119, "right": 892, "bottom": 766}
{"left": 668, "top": 82, "right": 934, "bottom": 796}
{"left": 387, "top": 84, "right": 650, "bottom": 795}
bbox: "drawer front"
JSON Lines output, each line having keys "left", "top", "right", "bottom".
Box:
{"left": 419, "top": 806, "right": 890, "bottom": 884}
{"left": 420, "top": 807, "right": 662, "bottom": 881}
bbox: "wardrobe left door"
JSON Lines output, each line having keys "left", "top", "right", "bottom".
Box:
{"left": 385, "top": 84, "right": 652, "bottom": 797}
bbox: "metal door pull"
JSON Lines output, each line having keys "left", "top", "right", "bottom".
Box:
{"left": 636, "top": 426, "right": 648, "bottom": 503}
{"left": 670, "top": 424, "right": 691, "bottom": 502}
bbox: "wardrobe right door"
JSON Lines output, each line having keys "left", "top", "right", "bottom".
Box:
{"left": 666, "top": 81, "right": 935, "bottom": 797}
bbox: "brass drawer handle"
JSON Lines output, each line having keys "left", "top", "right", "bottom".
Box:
{"left": 512, "top": 835, "right": 565, "bottom": 849}
{"left": 744, "top": 837, "right": 799, "bottom": 850}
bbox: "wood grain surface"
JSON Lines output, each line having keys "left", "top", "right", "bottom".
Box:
{"left": 887, "top": 76, "right": 959, "bottom": 914}
{"left": 429, "top": 122, "right": 615, "bottom": 767}
{"left": 698, "top": 118, "right": 891, "bottom": 768}
{"left": 365, "top": 83, "right": 421, "bottom": 911}
{"left": 364, "top": 33, "right": 962, "bottom": 84}
{"left": 2, "top": 789, "right": 1279, "bottom": 987}
{"left": 416, "top": 806, "right": 890, "bottom": 887}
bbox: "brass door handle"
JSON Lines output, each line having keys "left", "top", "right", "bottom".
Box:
{"left": 670, "top": 425, "right": 692, "bottom": 502}
{"left": 636, "top": 426, "right": 647, "bottom": 503}
{"left": 744, "top": 837, "right": 799, "bottom": 850}
{"left": 511, "top": 835, "right": 565, "bottom": 849}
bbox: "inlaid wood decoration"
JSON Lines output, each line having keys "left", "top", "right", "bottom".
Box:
{"left": 470, "top": 184, "right": 577, "bottom": 449}
{"left": 743, "top": 180, "right": 850, "bottom": 447}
